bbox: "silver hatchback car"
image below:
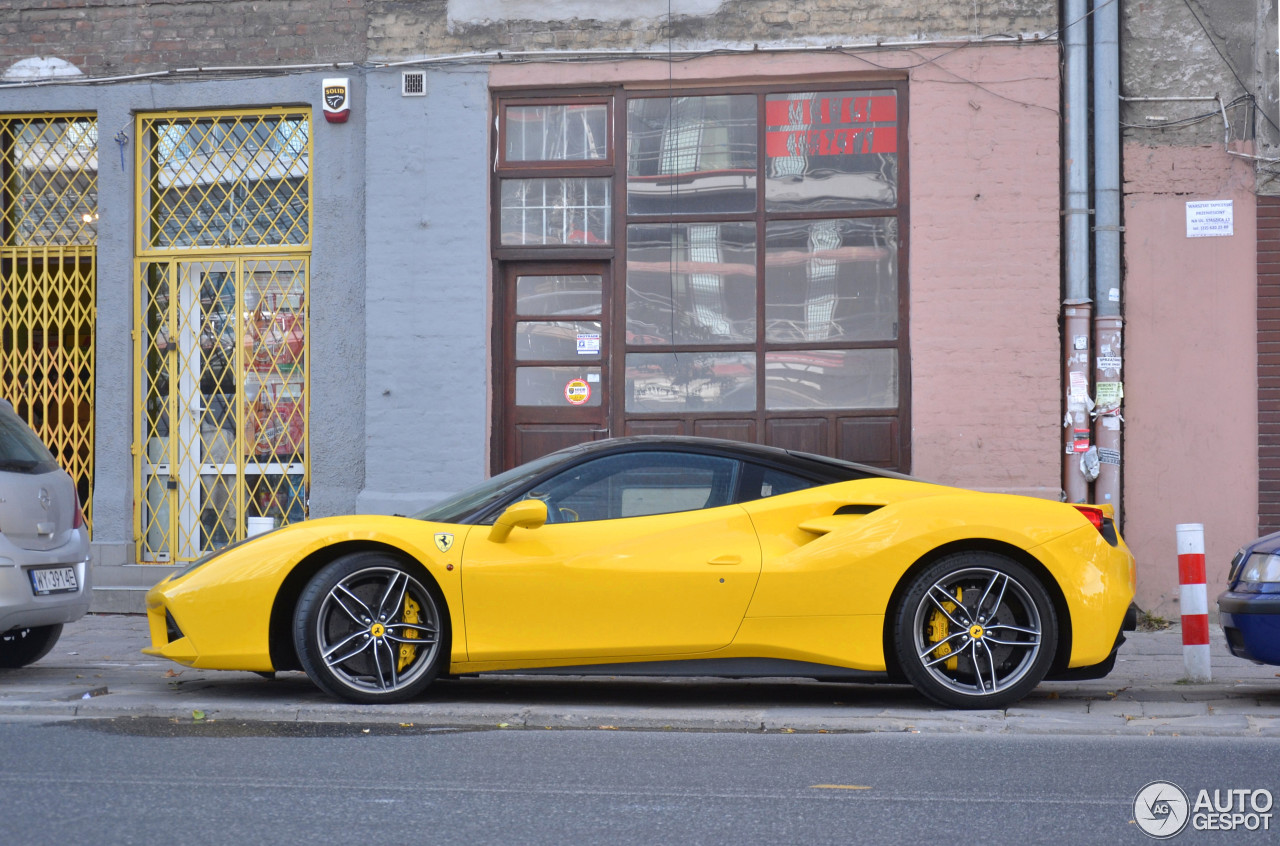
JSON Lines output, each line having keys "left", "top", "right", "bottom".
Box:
{"left": 0, "top": 401, "right": 91, "bottom": 667}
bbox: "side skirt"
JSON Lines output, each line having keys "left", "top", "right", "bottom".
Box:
{"left": 464, "top": 657, "right": 890, "bottom": 682}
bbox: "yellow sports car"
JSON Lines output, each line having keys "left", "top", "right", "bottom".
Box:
{"left": 144, "top": 436, "right": 1137, "bottom": 709}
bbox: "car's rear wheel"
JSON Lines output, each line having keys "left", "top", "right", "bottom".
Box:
{"left": 0, "top": 624, "right": 64, "bottom": 668}
{"left": 293, "top": 553, "right": 448, "bottom": 704}
{"left": 894, "top": 553, "right": 1057, "bottom": 709}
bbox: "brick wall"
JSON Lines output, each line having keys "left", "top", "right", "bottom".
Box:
{"left": 1261, "top": 195, "right": 1280, "bottom": 534}
{"left": 0, "top": 0, "right": 368, "bottom": 76}
{"left": 1, "top": 1, "right": 1060, "bottom": 78}
{"left": 368, "top": 1, "right": 1057, "bottom": 58}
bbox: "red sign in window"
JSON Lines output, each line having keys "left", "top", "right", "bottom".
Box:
{"left": 765, "top": 94, "right": 898, "bottom": 157}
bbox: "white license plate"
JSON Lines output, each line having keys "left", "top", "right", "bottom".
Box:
{"left": 30, "top": 566, "right": 78, "bottom": 595}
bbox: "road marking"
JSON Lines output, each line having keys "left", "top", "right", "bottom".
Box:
{"left": 811, "top": 784, "right": 872, "bottom": 791}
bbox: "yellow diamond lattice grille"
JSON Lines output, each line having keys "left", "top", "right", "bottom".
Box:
{"left": 1, "top": 115, "right": 98, "bottom": 247}
{"left": 139, "top": 111, "right": 310, "bottom": 251}
{"left": 138, "top": 257, "right": 308, "bottom": 563}
{"left": 1, "top": 114, "right": 97, "bottom": 530}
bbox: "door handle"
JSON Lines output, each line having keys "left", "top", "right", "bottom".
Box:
{"left": 707, "top": 554, "right": 741, "bottom": 566}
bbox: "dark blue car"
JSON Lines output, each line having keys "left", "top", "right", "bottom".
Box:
{"left": 1218, "top": 531, "right": 1280, "bottom": 665}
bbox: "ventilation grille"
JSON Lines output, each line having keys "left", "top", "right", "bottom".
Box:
{"left": 402, "top": 71, "right": 426, "bottom": 97}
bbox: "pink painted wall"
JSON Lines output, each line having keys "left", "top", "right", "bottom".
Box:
{"left": 1123, "top": 143, "right": 1258, "bottom": 616}
{"left": 493, "top": 44, "right": 1065, "bottom": 497}
{"left": 904, "top": 47, "right": 1062, "bottom": 497}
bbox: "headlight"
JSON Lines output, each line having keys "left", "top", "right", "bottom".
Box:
{"left": 1240, "top": 552, "right": 1280, "bottom": 585}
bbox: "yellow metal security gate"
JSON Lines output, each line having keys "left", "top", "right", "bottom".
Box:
{"left": 0, "top": 114, "right": 97, "bottom": 530}
{"left": 134, "top": 109, "right": 310, "bottom": 563}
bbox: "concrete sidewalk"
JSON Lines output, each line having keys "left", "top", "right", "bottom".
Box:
{"left": 2, "top": 613, "right": 1278, "bottom": 736}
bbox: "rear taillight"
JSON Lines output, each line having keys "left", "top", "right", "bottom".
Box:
{"left": 1073, "top": 505, "right": 1105, "bottom": 532}
{"left": 72, "top": 493, "right": 85, "bottom": 529}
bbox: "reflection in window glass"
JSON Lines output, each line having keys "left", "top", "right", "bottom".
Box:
{"left": 515, "top": 321, "right": 602, "bottom": 361}
{"left": 505, "top": 104, "right": 609, "bottom": 161}
{"left": 765, "top": 217, "right": 898, "bottom": 342}
{"left": 271, "top": 119, "right": 309, "bottom": 157}
{"left": 745, "top": 464, "right": 818, "bottom": 500}
{"left": 626, "top": 352, "right": 755, "bottom": 413}
{"left": 516, "top": 275, "right": 602, "bottom": 316}
{"left": 532, "top": 452, "right": 738, "bottom": 522}
{"left": 765, "top": 90, "right": 898, "bottom": 212}
{"left": 765, "top": 349, "right": 897, "bottom": 410}
{"left": 500, "top": 178, "right": 611, "bottom": 246}
{"left": 516, "top": 366, "right": 602, "bottom": 406}
{"left": 627, "top": 95, "right": 757, "bottom": 215}
{"left": 626, "top": 222, "right": 756, "bottom": 345}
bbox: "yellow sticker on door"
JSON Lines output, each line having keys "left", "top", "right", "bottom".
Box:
{"left": 564, "top": 378, "right": 591, "bottom": 405}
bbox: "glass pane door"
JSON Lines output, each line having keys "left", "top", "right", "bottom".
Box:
{"left": 138, "top": 257, "right": 308, "bottom": 563}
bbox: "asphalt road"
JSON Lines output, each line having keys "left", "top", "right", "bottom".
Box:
{"left": 1, "top": 723, "right": 1277, "bottom": 845}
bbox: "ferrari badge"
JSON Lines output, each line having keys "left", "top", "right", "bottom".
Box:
{"left": 434, "top": 532, "right": 454, "bottom": 553}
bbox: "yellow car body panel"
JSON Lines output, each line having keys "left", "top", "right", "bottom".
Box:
{"left": 143, "top": 515, "right": 470, "bottom": 672}
{"left": 736, "top": 479, "right": 1135, "bottom": 669}
{"left": 461, "top": 505, "right": 762, "bottom": 661}
{"left": 143, "top": 476, "right": 1135, "bottom": 682}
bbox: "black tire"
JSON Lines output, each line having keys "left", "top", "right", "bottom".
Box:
{"left": 893, "top": 553, "right": 1057, "bottom": 709}
{"left": 0, "top": 624, "right": 64, "bottom": 668}
{"left": 293, "top": 552, "right": 449, "bottom": 704}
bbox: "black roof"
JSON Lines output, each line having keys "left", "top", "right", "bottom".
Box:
{"left": 544, "top": 435, "right": 915, "bottom": 483}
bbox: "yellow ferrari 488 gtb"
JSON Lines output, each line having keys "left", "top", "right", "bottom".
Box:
{"left": 144, "top": 437, "right": 1137, "bottom": 710}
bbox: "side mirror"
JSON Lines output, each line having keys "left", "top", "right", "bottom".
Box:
{"left": 488, "top": 498, "right": 548, "bottom": 543}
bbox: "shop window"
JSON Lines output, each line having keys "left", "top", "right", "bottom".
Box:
{"left": 494, "top": 83, "right": 908, "bottom": 470}
{"left": 499, "top": 177, "right": 611, "bottom": 245}
{"left": 625, "top": 222, "right": 756, "bottom": 345}
{"left": 626, "top": 95, "right": 757, "bottom": 215}
{"left": 505, "top": 104, "right": 609, "bottom": 162}
{"left": 764, "top": 217, "right": 898, "bottom": 342}
{"left": 764, "top": 90, "right": 899, "bottom": 211}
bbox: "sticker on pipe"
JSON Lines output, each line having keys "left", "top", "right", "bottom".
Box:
{"left": 564, "top": 378, "right": 592, "bottom": 405}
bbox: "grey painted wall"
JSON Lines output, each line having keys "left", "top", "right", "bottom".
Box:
{"left": 356, "top": 65, "right": 491, "bottom": 516}
{"left": 0, "top": 72, "right": 369, "bottom": 564}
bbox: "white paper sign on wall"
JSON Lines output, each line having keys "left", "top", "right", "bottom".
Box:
{"left": 1186, "top": 200, "right": 1233, "bottom": 238}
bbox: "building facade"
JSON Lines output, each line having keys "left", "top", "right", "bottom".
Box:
{"left": 0, "top": 0, "right": 1271, "bottom": 616}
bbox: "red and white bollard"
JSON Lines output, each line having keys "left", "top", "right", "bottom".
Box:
{"left": 1176, "top": 523, "right": 1212, "bottom": 682}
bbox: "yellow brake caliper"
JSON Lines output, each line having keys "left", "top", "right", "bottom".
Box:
{"left": 397, "top": 595, "right": 420, "bottom": 671}
{"left": 927, "top": 587, "right": 963, "bottom": 671}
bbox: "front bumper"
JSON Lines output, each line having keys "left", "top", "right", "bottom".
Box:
{"left": 1218, "top": 590, "right": 1280, "bottom": 666}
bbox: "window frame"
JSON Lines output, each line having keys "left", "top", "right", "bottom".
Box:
{"left": 492, "top": 78, "right": 910, "bottom": 471}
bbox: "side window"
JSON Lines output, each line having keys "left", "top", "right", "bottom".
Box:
{"left": 529, "top": 452, "right": 739, "bottom": 522}
{"left": 738, "top": 463, "right": 820, "bottom": 503}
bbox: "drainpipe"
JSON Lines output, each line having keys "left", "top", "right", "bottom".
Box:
{"left": 1062, "top": 0, "right": 1092, "bottom": 503}
{"left": 1092, "top": 0, "right": 1123, "bottom": 523}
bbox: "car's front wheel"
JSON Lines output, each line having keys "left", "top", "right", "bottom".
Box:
{"left": 0, "top": 624, "right": 64, "bottom": 668}
{"left": 293, "top": 553, "right": 448, "bottom": 703}
{"left": 894, "top": 553, "right": 1057, "bottom": 709}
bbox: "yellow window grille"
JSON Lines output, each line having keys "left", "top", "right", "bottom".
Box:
{"left": 137, "top": 110, "right": 311, "bottom": 252}
{"left": 1, "top": 114, "right": 97, "bottom": 530}
{"left": 135, "top": 109, "right": 310, "bottom": 564}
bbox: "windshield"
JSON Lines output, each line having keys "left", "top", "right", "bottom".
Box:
{"left": 412, "top": 450, "right": 573, "bottom": 524}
